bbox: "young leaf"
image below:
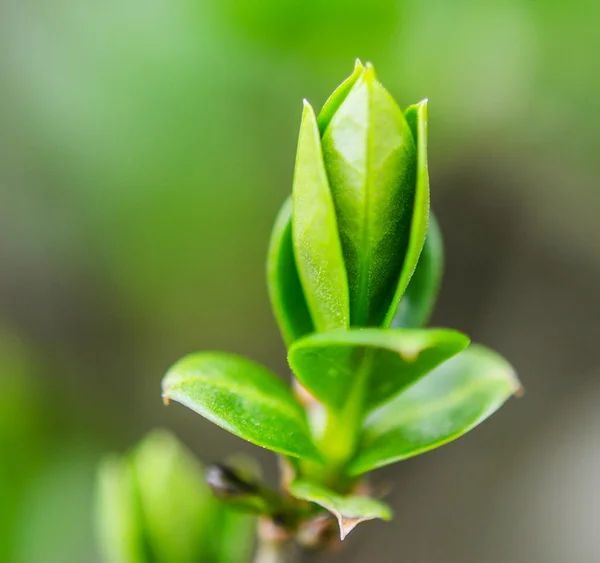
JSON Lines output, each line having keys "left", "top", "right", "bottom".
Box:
{"left": 162, "top": 353, "right": 322, "bottom": 462}
{"left": 349, "top": 344, "right": 522, "bottom": 476}
{"left": 321, "top": 63, "right": 417, "bottom": 327}
{"left": 289, "top": 479, "right": 392, "bottom": 540}
{"left": 267, "top": 196, "right": 314, "bottom": 346}
{"left": 392, "top": 212, "right": 443, "bottom": 328}
{"left": 131, "top": 430, "right": 217, "bottom": 563}
{"left": 317, "top": 59, "right": 364, "bottom": 134}
{"left": 293, "top": 101, "right": 350, "bottom": 332}
{"left": 288, "top": 328, "right": 469, "bottom": 413}
{"left": 383, "top": 99, "right": 431, "bottom": 327}
{"left": 95, "top": 457, "right": 145, "bottom": 563}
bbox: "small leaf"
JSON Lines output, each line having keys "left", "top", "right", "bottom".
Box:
{"left": 131, "top": 430, "right": 217, "bottom": 563}
{"left": 267, "top": 197, "right": 314, "bottom": 346}
{"left": 321, "top": 63, "right": 417, "bottom": 326}
{"left": 349, "top": 344, "right": 521, "bottom": 476}
{"left": 289, "top": 479, "right": 392, "bottom": 540}
{"left": 95, "top": 457, "right": 145, "bottom": 563}
{"left": 317, "top": 59, "right": 364, "bottom": 134}
{"left": 162, "top": 353, "right": 322, "bottom": 462}
{"left": 288, "top": 328, "right": 469, "bottom": 413}
{"left": 392, "top": 212, "right": 443, "bottom": 328}
{"left": 293, "top": 101, "right": 350, "bottom": 332}
{"left": 383, "top": 99, "right": 431, "bottom": 327}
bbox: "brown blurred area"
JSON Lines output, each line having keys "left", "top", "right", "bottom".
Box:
{"left": 0, "top": 0, "right": 599, "bottom": 561}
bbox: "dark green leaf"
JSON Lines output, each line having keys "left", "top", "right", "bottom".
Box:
{"left": 293, "top": 101, "right": 350, "bottom": 332}
{"left": 349, "top": 344, "right": 521, "bottom": 476}
{"left": 321, "top": 63, "right": 417, "bottom": 327}
{"left": 383, "top": 99, "right": 431, "bottom": 327}
{"left": 317, "top": 59, "right": 364, "bottom": 135}
{"left": 288, "top": 328, "right": 469, "bottom": 413}
{"left": 289, "top": 479, "right": 392, "bottom": 540}
{"left": 393, "top": 212, "right": 443, "bottom": 328}
{"left": 267, "top": 197, "right": 314, "bottom": 346}
{"left": 162, "top": 353, "right": 322, "bottom": 462}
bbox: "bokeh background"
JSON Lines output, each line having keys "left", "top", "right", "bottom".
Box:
{"left": 1, "top": 0, "right": 599, "bottom": 561}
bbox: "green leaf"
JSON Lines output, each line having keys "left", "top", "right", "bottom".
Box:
{"left": 317, "top": 59, "right": 364, "bottom": 134}
{"left": 321, "top": 63, "right": 417, "bottom": 327}
{"left": 349, "top": 344, "right": 522, "bottom": 476}
{"left": 162, "top": 353, "right": 322, "bottom": 462}
{"left": 392, "top": 212, "right": 443, "bottom": 328}
{"left": 95, "top": 457, "right": 145, "bottom": 563}
{"left": 131, "top": 430, "right": 217, "bottom": 563}
{"left": 288, "top": 328, "right": 469, "bottom": 413}
{"left": 289, "top": 479, "right": 392, "bottom": 540}
{"left": 267, "top": 196, "right": 314, "bottom": 346}
{"left": 383, "top": 99, "right": 431, "bottom": 327}
{"left": 292, "top": 101, "right": 350, "bottom": 332}
{"left": 214, "top": 509, "right": 255, "bottom": 563}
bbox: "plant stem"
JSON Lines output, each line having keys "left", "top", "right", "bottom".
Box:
{"left": 254, "top": 518, "right": 291, "bottom": 563}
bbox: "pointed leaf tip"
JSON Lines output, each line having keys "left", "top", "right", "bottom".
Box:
{"left": 162, "top": 352, "right": 322, "bottom": 462}
{"left": 289, "top": 480, "right": 392, "bottom": 541}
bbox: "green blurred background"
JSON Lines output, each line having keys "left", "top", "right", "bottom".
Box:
{"left": 1, "top": 0, "right": 599, "bottom": 561}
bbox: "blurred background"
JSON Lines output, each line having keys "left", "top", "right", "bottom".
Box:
{"left": 1, "top": 0, "right": 599, "bottom": 561}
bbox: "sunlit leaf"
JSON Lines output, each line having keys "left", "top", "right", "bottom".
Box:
{"left": 293, "top": 101, "right": 350, "bottom": 332}
{"left": 288, "top": 328, "right": 469, "bottom": 413}
{"left": 289, "top": 479, "right": 392, "bottom": 540}
{"left": 162, "top": 353, "right": 322, "bottom": 462}
{"left": 349, "top": 344, "right": 521, "bottom": 475}
{"left": 321, "top": 64, "right": 417, "bottom": 326}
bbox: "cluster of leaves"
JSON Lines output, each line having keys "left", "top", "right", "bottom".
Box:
{"left": 161, "top": 61, "right": 520, "bottom": 545}
{"left": 95, "top": 431, "right": 254, "bottom": 563}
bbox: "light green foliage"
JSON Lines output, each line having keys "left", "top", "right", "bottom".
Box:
{"left": 95, "top": 431, "right": 253, "bottom": 563}
{"left": 292, "top": 101, "right": 349, "bottom": 332}
{"left": 289, "top": 328, "right": 469, "bottom": 412}
{"left": 160, "top": 61, "right": 520, "bottom": 544}
{"left": 162, "top": 353, "right": 321, "bottom": 462}
{"left": 350, "top": 345, "right": 521, "bottom": 475}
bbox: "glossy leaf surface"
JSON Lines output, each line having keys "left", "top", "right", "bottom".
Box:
{"left": 349, "top": 344, "right": 521, "bottom": 475}
{"left": 321, "top": 64, "right": 417, "bottom": 327}
{"left": 267, "top": 197, "right": 313, "bottom": 346}
{"left": 393, "top": 212, "right": 443, "bottom": 328}
{"left": 292, "top": 101, "right": 350, "bottom": 332}
{"left": 162, "top": 353, "right": 321, "bottom": 462}
{"left": 288, "top": 328, "right": 469, "bottom": 412}
{"left": 383, "top": 99, "right": 431, "bottom": 327}
{"left": 289, "top": 479, "right": 392, "bottom": 540}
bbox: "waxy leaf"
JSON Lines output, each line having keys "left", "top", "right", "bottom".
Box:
{"left": 293, "top": 101, "right": 350, "bottom": 332}
{"left": 393, "top": 212, "right": 443, "bottom": 328}
{"left": 288, "top": 328, "right": 469, "bottom": 413}
{"left": 321, "top": 64, "right": 417, "bottom": 327}
{"left": 383, "top": 99, "right": 431, "bottom": 327}
{"left": 349, "top": 344, "right": 521, "bottom": 476}
{"left": 289, "top": 479, "right": 392, "bottom": 540}
{"left": 162, "top": 353, "right": 321, "bottom": 462}
{"left": 267, "top": 197, "right": 313, "bottom": 346}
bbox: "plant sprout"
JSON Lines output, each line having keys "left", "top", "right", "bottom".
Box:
{"left": 158, "top": 60, "right": 521, "bottom": 561}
